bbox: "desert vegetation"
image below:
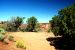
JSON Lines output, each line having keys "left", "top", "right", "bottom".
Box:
{"left": 0, "top": 16, "right": 42, "bottom": 32}
{"left": 0, "top": 16, "right": 48, "bottom": 50}
{"left": 0, "top": 27, "right": 14, "bottom": 44}
{"left": 6, "top": 17, "right": 25, "bottom": 32}
{"left": 15, "top": 39, "right": 26, "bottom": 49}
{"left": 47, "top": 4, "right": 75, "bottom": 50}
{"left": 25, "top": 16, "right": 38, "bottom": 32}
{"left": 0, "top": 1, "right": 75, "bottom": 50}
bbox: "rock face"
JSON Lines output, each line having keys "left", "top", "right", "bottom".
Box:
{"left": 20, "top": 23, "right": 50, "bottom": 32}
{"left": 39, "top": 23, "right": 50, "bottom": 31}
{"left": 0, "top": 22, "right": 51, "bottom": 32}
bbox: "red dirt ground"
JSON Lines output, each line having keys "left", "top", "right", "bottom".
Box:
{"left": 0, "top": 32, "right": 55, "bottom": 50}
{"left": 0, "top": 41, "right": 25, "bottom": 50}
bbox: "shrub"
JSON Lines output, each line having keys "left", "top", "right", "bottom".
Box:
{"left": 8, "top": 35, "right": 14, "bottom": 41}
{"left": 25, "top": 16, "right": 38, "bottom": 32}
{"left": 0, "top": 28, "right": 6, "bottom": 35}
{"left": 15, "top": 40, "right": 26, "bottom": 49}
{"left": 0, "top": 34, "right": 4, "bottom": 41}
{"left": 47, "top": 28, "right": 51, "bottom": 33}
{"left": 0, "top": 24, "right": 7, "bottom": 31}
{"left": 17, "top": 27, "right": 26, "bottom": 32}
{"left": 0, "top": 28, "right": 6, "bottom": 41}
{"left": 0, "top": 28, "right": 14, "bottom": 44}
{"left": 6, "top": 17, "right": 25, "bottom": 32}
{"left": 35, "top": 23, "right": 41, "bottom": 32}
{"left": 49, "top": 4, "right": 75, "bottom": 50}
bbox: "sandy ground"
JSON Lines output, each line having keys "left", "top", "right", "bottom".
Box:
{"left": 10, "top": 32, "right": 55, "bottom": 50}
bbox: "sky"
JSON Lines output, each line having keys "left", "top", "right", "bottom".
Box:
{"left": 0, "top": 0, "right": 75, "bottom": 23}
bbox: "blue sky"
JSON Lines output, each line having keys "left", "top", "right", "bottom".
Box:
{"left": 0, "top": 0, "right": 75, "bottom": 23}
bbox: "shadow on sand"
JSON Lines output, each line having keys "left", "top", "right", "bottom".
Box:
{"left": 46, "top": 36, "right": 75, "bottom": 50}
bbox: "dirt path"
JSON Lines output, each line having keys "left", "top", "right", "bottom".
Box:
{"left": 11, "top": 32, "right": 55, "bottom": 50}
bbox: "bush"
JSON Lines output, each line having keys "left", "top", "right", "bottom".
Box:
{"left": 25, "top": 16, "right": 38, "bottom": 32}
{"left": 0, "top": 28, "right": 14, "bottom": 44}
{"left": 0, "top": 34, "right": 4, "bottom": 41}
{"left": 0, "top": 23, "right": 7, "bottom": 31}
{"left": 0, "top": 28, "right": 6, "bottom": 35}
{"left": 35, "top": 23, "right": 41, "bottom": 32}
{"left": 6, "top": 17, "right": 25, "bottom": 32}
{"left": 0, "top": 28, "right": 6, "bottom": 41}
{"left": 15, "top": 40, "right": 26, "bottom": 49}
{"left": 8, "top": 35, "right": 14, "bottom": 41}
{"left": 19, "top": 28, "right": 26, "bottom": 32}
{"left": 49, "top": 4, "right": 75, "bottom": 50}
{"left": 47, "top": 28, "right": 51, "bottom": 33}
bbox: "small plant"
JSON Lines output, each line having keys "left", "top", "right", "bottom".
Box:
{"left": 8, "top": 35, "right": 14, "bottom": 41}
{"left": 0, "top": 28, "right": 6, "bottom": 41}
{"left": 15, "top": 40, "right": 26, "bottom": 49}
{"left": 47, "top": 28, "right": 51, "bottom": 33}
{"left": 0, "top": 28, "right": 12, "bottom": 44}
{"left": 0, "top": 28, "right": 6, "bottom": 35}
{"left": 0, "top": 34, "right": 4, "bottom": 41}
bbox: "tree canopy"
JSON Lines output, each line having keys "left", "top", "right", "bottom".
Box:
{"left": 6, "top": 16, "right": 25, "bottom": 31}
{"left": 50, "top": 4, "right": 75, "bottom": 50}
{"left": 50, "top": 4, "right": 75, "bottom": 36}
{"left": 25, "top": 16, "right": 38, "bottom": 32}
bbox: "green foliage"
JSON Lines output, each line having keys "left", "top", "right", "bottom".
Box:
{"left": 6, "top": 16, "right": 25, "bottom": 32}
{"left": 19, "top": 27, "right": 26, "bottom": 32}
{"left": 0, "top": 28, "right": 14, "bottom": 44}
{"left": 0, "top": 23, "right": 7, "bottom": 30}
{"left": 35, "top": 23, "right": 41, "bottom": 32}
{"left": 50, "top": 4, "right": 75, "bottom": 49}
{"left": 14, "top": 17, "right": 25, "bottom": 29}
{"left": 50, "top": 16, "right": 61, "bottom": 35}
{"left": 8, "top": 35, "right": 14, "bottom": 41}
{"left": 25, "top": 16, "right": 38, "bottom": 32}
{"left": 0, "top": 28, "right": 6, "bottom": 35}
{"left": 50, "top": 4, "right": 75, "bottom": 36}
{"left": 15, "top": 40, "right": 26, "bottom": 49}
{"left": 0, "top": 34, "right": 4, "bottom": 41}
{"left": 0, "top": 28, "right": 6, "bottom": 41}
{"left": 47, "top": 28, "right": 51, "bottom": 33}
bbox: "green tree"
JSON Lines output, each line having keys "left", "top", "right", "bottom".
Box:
{"left": 6, "top": 16, "right": 25, "bottom": 31}
{"left": 25, "top": 16, "right": 38, "bottom": 32}
{"left": 49, "top": 4, "right": 75, "bottom": 50}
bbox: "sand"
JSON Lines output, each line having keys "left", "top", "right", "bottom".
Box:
{"left": 10, "top": 32, "right": 55, "bottom": 50}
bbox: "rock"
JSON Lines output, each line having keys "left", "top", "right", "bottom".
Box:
{"left": 3, "top": 38, "right": 10, "bottom": 44}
